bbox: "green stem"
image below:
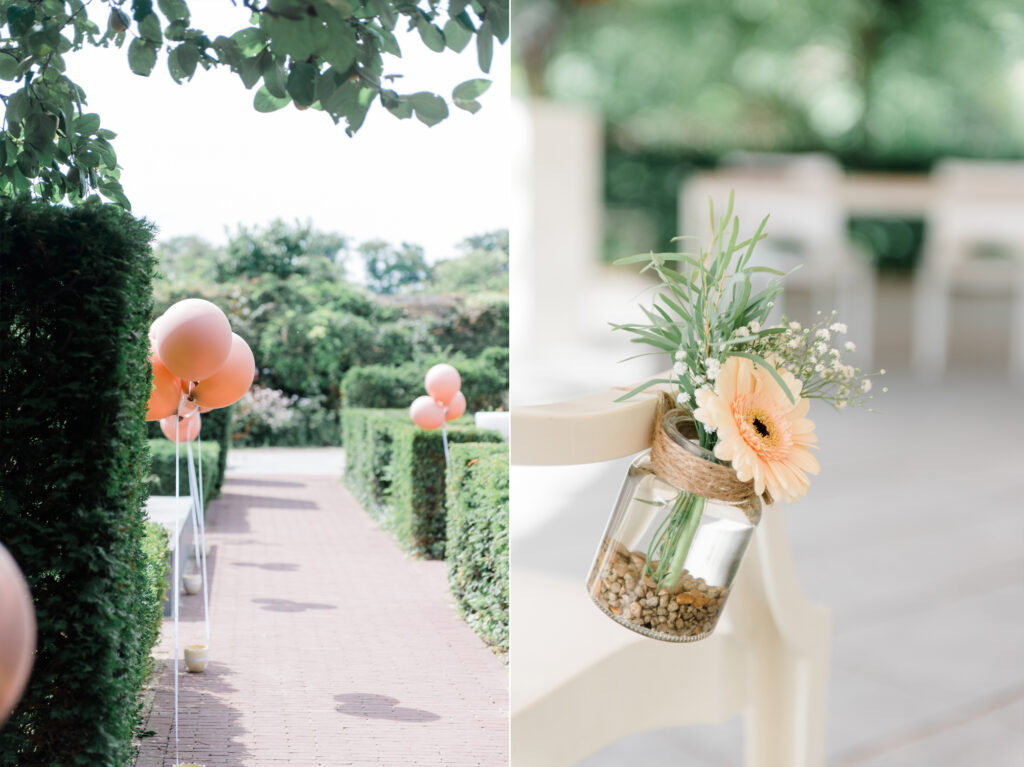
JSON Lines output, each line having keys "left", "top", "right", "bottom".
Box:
{"left": 663, "top": 491, "right": 704, "bottom": 588}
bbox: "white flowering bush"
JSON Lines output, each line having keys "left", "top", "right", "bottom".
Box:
{"left": 231, "top": 386, "right": 340, "bottom": 446}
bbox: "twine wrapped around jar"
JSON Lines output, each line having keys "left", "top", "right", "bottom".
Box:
{"left": 649, "top": 391, "right": 773, "bottom": 507}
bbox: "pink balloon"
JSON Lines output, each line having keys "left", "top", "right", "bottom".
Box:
{"left": 154, "top": 299, "right": 233, "bottom": 382}
{"left": 425, "top": 364, "right": 461, "bottom": 406}
{"left": 0, "top": 543, "right": 36, "bottom": 726}
{"left": 160, "top": 413, "right": 201, "bottom": 443}
{"left": 146, "top": 351, "right": 182, "bottom": 422}
{"left": 410, "top": 395, "right": 445, "bottom": 430}
{"left": 189, "top": 333, "right": 255, "bottom": 410}
{"left": 445, "top": 391, "right": 467, "bottom": 421}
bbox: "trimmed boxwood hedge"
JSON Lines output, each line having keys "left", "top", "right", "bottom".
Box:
{"left": 342, "top": 409, "right": 503, "bottom": 558}
{"left": 146, "top": 404, "right": 232, "bottom": 499}
{"left": 445, "top": 443, "right": 509, "bottom": 656}
{"left": 146, "top": 439, "right": 222, "bottom": 507}
{"left": 0, "top": 199, "right": 161, "bottom": 766}
{"left": 340, "top": 346, "right": 509, "bottom": 411}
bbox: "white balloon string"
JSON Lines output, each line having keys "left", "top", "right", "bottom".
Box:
{"left": 173, "top": 413, "right": 180, "bottom": 766}
{"left": 185, "top": 436, "right": 210, "bottom": 647}
{"left": 441, "top": 408, "right": 450, "bottom": 466}
{"left": 197, "top": 432, "right": 210, "bottom": 647}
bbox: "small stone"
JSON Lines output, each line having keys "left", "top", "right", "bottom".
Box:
{"left": 676, "top": 593, "right": 694, "bottom": 605}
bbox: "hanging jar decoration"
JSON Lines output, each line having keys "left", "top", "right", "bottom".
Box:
{"left": 589, "top": 193, "right": 884, "bottom": 641}
{"left": 587, "top": 393, "right": 763, "bottom": 642}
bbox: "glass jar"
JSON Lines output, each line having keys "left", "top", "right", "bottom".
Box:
{"left": 585, "top": 414, "right": 761, "bottom": 642}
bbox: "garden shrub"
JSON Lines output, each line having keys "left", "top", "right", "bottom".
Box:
{"left": 0, "top": 199, "right": 160, "bottom": 766}
{"left": 427, "top": 294, "right": 508, "bottom": 357}
{"left": 140, "top": 521, "right": 171, "bottom": 653}
{"left": 341, "top": 410, "right": 502, "bottom": 558}
{"left": 446, "top": 443, "right": 509, "bottom": 656}
{"left": 146, "top": 404, "right": 232, "bottom": 498}
{"left": 388, "top": 424, "right": 503, "bottom": 558}
{"left": 341, "top": 409, "right": 413, "bottom": 512}
{"left": 231, "top": 388, "right": 340, "bottom": 446}
{"left": 340, "top": 345, "right": 509, "bottom": 411}
{"left": 146, "top": 440, "right": 222, "bottom": 507}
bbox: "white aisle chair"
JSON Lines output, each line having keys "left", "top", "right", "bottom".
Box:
{"left": 681, "top": 154, "right": 875, "bottom": 367}
{"left": 510, "top": 388, "right": 831, "bottom": 767}
{"left": 911, "top": 159, "right": 1024, "bottom": 381}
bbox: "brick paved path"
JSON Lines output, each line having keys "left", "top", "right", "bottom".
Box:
{"left": 136, "top": 468, "right": 508, "bottom": 766}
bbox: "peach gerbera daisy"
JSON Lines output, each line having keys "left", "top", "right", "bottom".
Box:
{"left": 693, "top": 356, "right": 819, "bottom": 503}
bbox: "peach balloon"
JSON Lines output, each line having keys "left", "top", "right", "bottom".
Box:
{"left": 146, "top": 352, "right": 182, "bottom": 421}
{"left": 148, "top": 312, "right": 167, "bottom": 346}
{"left": 154, "top": 299, "right": 232, "bottom": 382}
{"left": 0, "top": 543, "right": 36, "bottom": 725}
{"left": 425, "top": 364, "right": 461, "bottom": 406}
{"left": 410, "top": 395, "right": 444, "bottom": 430}
{"left": 445, "top": 391, "right": 467, "bottom": 421}
{"left": 189, "top": 334, "right": 255, "bottom": 410}
{"left": 160, "top": 413, "right": 201, "bottom": 443}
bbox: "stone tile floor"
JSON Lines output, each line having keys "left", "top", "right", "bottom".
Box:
{"left": 135, "top": 462, "right": 507, "bottom": 766}
{"left": 513, "top": 371, "right": 1024, "bottom": 766}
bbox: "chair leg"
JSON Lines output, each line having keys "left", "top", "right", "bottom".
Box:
{"left": 744, "top": 638, "right": 830, "bottom": 767}
{"left": 912, "top": 273, "right": 949, "bottom": 380}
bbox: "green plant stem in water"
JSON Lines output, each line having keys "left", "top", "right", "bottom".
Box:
{"left": 646, "top": 490, "right": 705, "bottom": 589}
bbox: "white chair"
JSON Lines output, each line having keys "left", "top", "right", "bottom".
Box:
{"left": 912, "top": 159, "right": 1024, "bottom": 381}
{"left": 510, "top": 388, "right": 831, "bottom": 767}
{"left": 681, "top": 154, "right": 875, "bottom": 367}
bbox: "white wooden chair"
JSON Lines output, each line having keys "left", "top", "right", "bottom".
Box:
{"left": 681, "top": 154, "right": 875, "bottom": 367}
{"left": 911, "top": 159, "right": 1024, "bottom": 381}
{"left": 511, "top": 388, "right": 831, "bottom": 767}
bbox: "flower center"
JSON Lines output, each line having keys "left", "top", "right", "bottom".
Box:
{"left": 731, "top": 396, "right": 792, "bottom": 461}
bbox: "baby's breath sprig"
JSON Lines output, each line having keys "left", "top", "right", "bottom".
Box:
{"left": 745, "top": 311, "right": 885, "bottom": 410}
{"left": 611, "top": 193, "right": 793, "bottom": 449}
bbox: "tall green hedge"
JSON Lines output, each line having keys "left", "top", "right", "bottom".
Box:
{"left": 146, "top": 440, "right": 222, "bottom": 507}
{"left": 341, "top": 409, "right": 503, "bottom": 558}
{"left": 0, "top": 200, "right": 161, "bottom": 765}
{"left": 340, "top": 346, "right": 509, "bottom": 411}
{"left": 147, "top": 404, "right": 232, "bottom": 498}
{"left": 445, "top": 443, "right": 509, "bottom": 656}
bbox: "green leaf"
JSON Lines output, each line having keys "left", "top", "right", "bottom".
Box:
{"left": 453, "top": 98, "right": 481, "bottom": 114}
{"left": 75, "top": 113, "right": 101, "bottom": 136}
{"left": 237, "top": 53, "right": 264, "bottom": 89}
{"left": 157, "top": 0, "right": 189, "bottom": 22}
{"left": 232, "top": 27, "right": 267, "bottom": 57}
{"left": 261, "top": 13, "right": 320, "bottom": 61}
{"left": 382, "top": 91, "right": 412, "bottom": 119}
{"left": 7, "top": 6, "right": 36, "bottom": 38}
{"left": 253, "top": 85, "right": 291, "bottom": 112}
{"left": 128, "top": 38, "right": 158, "bottom": 76}
{"left": 453, "top": 78, "right": 491, "bottom": 101}
{"left": 25, "top": 113, "right": 57, "bottom": 150}
{"left": 138, "top": 13, "right": 163, "bottom": 44}
{"left": 132, "top": 0, "right": 154, "bottom": 21}
{"left": 287, "top": 61, "right": 316, "bottom": 107}
{"left": 322, "top": 25, "right": 357, "bottom": 71}
{"left": 728, "top": 351, "right": 796, "bottom": 403}
{"left": 443, "top": 17, "right": 473, "bottom": 53}
{"left": 262, "top": 55, "right": 288, "bottom": 98}
{"left": 416, "top": 17, "right": 446, "bottom": 53}
{"left": 0, "top": 52, "right": 21, "bottom": 81}
{"left": 476, "top": 19, "right": 493, "bottom": 73}
{"left": 613, "top": 378, "right": 675, "bottom": 402}
{"left": 176, "top": 42, "right": 199, "bottom": 80}
{"left": 408, "top": 91, "right": 448, "bottom": 127}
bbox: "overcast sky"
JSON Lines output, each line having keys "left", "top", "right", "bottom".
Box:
{"left": 69, "top": 5, "right": 510, "bottom": 262}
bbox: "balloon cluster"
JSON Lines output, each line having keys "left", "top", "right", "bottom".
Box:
{"left": 146, "top": 299, "right": 255, "bottom": 438}
{"left": 409, "top": 364, "right": 466, "bottom": 429}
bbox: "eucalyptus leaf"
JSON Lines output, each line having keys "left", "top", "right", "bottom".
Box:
{"left": 408, "top": 91, "right": 449, "bottom": 127}
{"left": 443, "top": 18, "right": 473, "bottom": 52}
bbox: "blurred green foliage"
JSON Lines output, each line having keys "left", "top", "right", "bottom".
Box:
{"left": 518, "top": 0, "right": 1024, "bottom": 269}
{"left": 154, "top": 220, "right": 508, "bottom": 444}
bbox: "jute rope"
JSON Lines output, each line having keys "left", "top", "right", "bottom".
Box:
{"left": 649, "top": 391, "right": 772, "bottom": 506}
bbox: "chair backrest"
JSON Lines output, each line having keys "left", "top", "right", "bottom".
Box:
{"left": 924, "top": 159, "right": 1024, "bottom": 266}
{"left": 680, "top": 154, "right": 849, "bottom": 283}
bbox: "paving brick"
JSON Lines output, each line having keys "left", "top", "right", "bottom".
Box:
{"left": 136, "top": 470, "right": 508, "bottom": 766}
